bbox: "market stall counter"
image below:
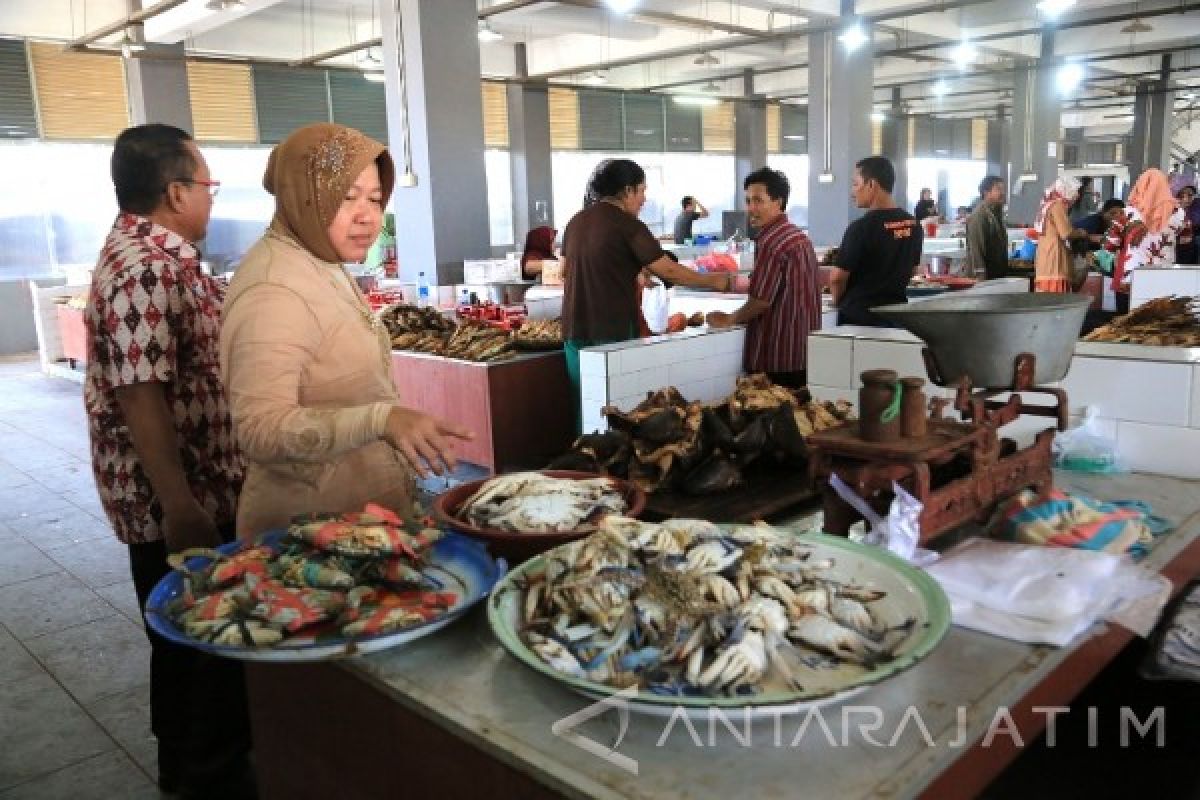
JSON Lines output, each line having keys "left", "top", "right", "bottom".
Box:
{"left": 243, "top": 468, "right": 1200, "bottom": 800}
{"left": 391, "top": 349, "right": 574, "bottom": 472}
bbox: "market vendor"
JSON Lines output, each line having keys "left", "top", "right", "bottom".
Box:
{"left": 1070, "top": 198, "right": 1125, "bottom": 251}
{"left": 1103, "top": 168, "right": 1185, "bottom": 311}
{"left": 830, "top": 156, "right": 923, "bottom": 326}
{"left": 1176, "top": 185, "right": 1198, "bottom": 265}
{"left": 520, "top": 225, "right": 557, "bottom": 279}
{"left": 562, "top": 159, "right": 734, "bottom": 426}
{"left": 705, "top": 167, "right": 820, "bottom": 389}
{"left": 220, "top": 123, "right": 472, "bottom": 537}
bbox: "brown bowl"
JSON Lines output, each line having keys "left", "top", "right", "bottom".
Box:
{"left": 431, "top": 470, "right": 646, "bottom": 564}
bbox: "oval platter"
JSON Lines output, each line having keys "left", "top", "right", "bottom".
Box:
{"left": 488, "top": 531, "right": 950, "bottom": 718}
{"left": 146, "top": 530, "right": 505, "bottom": 662}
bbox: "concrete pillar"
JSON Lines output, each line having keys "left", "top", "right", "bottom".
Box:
{"left": 734, "top": 69, "right": 766, "bottom": 212}
{"left": 806, "top": 21, "right": 874, "bottom": 245}
{"left": 882, "top": 88, "right": 910, "bottom": 211}
{"left": 379, "top": 0, "right": 490, "bottom": 284}
{"left": 1006, "top": 31, "right": 1063, "bottom": 226}
{"left": 507, "top": 46, "right": 554, "bottom": 243}
{"left": 124, "top": 43, "right": 193, "bottom": 132}
{"left": 986, "top": 108, "right": 1006, "bottom": 185}
{"left": 1130, "top": 55, "right": 1174, "bottom": 181}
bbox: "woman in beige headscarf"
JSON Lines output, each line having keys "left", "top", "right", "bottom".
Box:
{"left": 1033, "top": 174, "right": 1081, "bottom": 293}
{"left": 220, "top": 123, "right": 471, "bottom": 538}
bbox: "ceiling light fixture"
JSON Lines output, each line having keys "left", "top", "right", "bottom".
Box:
{"left": 1119, "top": 18, "right": 1153, "bottom": 33}
{"left": 363, "top": 71, "right": 385, "bottom": 83}
{"left": 837, "top": 23, "right": 869, "bottom": 52}
{"left": 702, "top": 79, "right": 720, "bottom": 92}
{"left": 118, "top": 27, "right": 146, "bottom": 58}
{"left": 604, "top": 0, "right": 638, "bottom": 13}
{"left": 205, "top": 0, "right": 245, "bottom": 10}
{"left": 951, "top": 40, "right": 977, "bottom": 69}
{"left": 1057, "top": 62, "right": 1084, "bottom": 94}
{"left": 932, "top": 80, "right": 949, "bottom": 97}
{"left": 1036, "top": 0, "right": 1076, "bottom": 17}
{"left": 674, "top": 95, "right": 718, "bottom": 107}
{"left": 582, "top": 71, "right": 608, "bottom": 86}
{"left": 870, "top": 111, "right": 886, "bottom": 122}
{"left": 693, "top": 52, "right": 720, "bottom": 67}
{"left": 477, "top": 20, "right": 503, "bottom": 42}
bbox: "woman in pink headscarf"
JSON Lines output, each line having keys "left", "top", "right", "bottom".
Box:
{"left": 1104, "top": 168, "right": 1186, "bottom": 309}
{"left": 1033, "top": 175, "right": 1081, "bottom": 293}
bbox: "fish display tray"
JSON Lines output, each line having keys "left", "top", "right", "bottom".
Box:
{"left": 145, "top": 531, "right": 504, "bottom": 662}
{"left": 488, "top": 532, "right": 951, "bottom": 718}
{"left": 642, "top": 466, "right": 817, "bottom": 524}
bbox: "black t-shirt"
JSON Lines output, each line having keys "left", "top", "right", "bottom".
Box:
{"left": 837, "top": 208, "right": 923, "bottom": 327}
{"left": 913, "top": 199, "right": 937, "bottom": 220}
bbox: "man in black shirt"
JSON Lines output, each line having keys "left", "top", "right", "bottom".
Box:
{"left": 831, "top": 156, "right": 924, "bottom": 327}
{"left": 673, "top": 195, "right": 708, "bottom": 244}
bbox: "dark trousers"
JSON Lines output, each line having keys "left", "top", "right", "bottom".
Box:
{"left": 129, "top": 527, "right": 254, "bottom": 795}
{"left": 766, "top": 370, "right": 807, "bottom": 390}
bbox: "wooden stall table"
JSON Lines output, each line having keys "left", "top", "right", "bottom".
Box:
{"left": 246, "top": 470, "right": 1200, "bottom": 800}
{"left": 391, "top": 349, "right": 574, "bottom": 473}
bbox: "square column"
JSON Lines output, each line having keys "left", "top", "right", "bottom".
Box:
{"left": 124, "top": 43, "right": 193, "bottom": 132}
{"left": 882, "top": 90, "right": 910, "bottom": 211}
{"left": 380, "top": 0, "right": 491, "bottom": 284}
{"left": 734, "top": 71, "right": 766, "bottom": 212}
{"left": 806, "top": 27, "right": 874, "bottom": 244}
{"left": 1006, "top": 33, "right": 1063, "bottom": 225}
{"left": 508, "top": 44, "right": 553, "bottom": 241}
{"left": 1130, "top": 56, "right": 1175, "bottom": 181}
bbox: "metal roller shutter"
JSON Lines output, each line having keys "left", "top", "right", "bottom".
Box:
{"left": 0, "top": 39, "right": 38, "bottom": 138}
{"left": 623, "top": 93, "right": 663, "bottom": 152}
{"left": 329, "top": 69, "right": 387, "bottom": 144}
{"left": 252, "top": 65, "right": 330, "bottom": 144}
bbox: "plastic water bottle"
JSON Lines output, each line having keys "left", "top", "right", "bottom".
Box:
{"left": 416, "top": 271, "right": 431, "bottom": 307}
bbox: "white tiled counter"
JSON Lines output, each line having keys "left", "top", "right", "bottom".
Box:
{"left": 1130, "top": 266, "right": 1200, "bottom": 307}
{"left": 578, "top": 327, "right": 745, "bottom": 434}
{"left": 808, "top": 326, "right": 1200, "bottom": 479}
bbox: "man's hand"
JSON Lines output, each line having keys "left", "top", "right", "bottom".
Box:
{"left": 384, "top": 408, "right": 474, "bottom": 478}
{"left": 706, "top": 311, "right": 734, "bottom": 328}
{"left": 162, "top": 498, "right": 222, "bottom": 554}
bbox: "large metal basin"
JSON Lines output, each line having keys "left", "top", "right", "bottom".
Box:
{"left": 870, "top": 293, "right": 1090, "bottom": 388}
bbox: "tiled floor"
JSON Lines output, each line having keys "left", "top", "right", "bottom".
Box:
{"left": 0, "top": 355, "right": 159, "bottom": 798}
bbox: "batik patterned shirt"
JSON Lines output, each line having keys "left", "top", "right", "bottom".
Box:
{"left": 84, "top": 213, "right": 243, "bottom": 544}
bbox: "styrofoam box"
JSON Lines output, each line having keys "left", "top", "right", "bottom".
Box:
{"left": 463, "top": 259, "right": 523, "bottom": 285}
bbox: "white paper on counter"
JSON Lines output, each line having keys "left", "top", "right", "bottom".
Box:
{"left": 925, "top": 538, "right": 1169, "bottom": 646}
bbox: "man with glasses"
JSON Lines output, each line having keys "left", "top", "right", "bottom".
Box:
{"left": 83, "top": 124, "right": 254, "bottom": 798}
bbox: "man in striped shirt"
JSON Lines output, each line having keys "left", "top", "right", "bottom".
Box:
{"left": 706, "top": 167, "right": 822, "bottom": 388}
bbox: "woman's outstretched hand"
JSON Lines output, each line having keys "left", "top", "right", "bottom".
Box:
{"left": 384, "top": 407, "right": 474, "bottom": 477}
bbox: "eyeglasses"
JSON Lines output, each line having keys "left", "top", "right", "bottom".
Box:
{"left": 169, "top": 178, "right": 221, "bottom": 198}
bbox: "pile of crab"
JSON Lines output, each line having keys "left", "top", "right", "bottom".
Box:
{"left": 456, "top": 472, "right": 629, "bottom": 533}
{"left": 166, "top": 504, "right": 458, "bottom": 648}
{"left": 517, "top": 516, "right": 913, "bottom": 697}
{"left": 549, "top": 375, "right": 854, "bottom": 494}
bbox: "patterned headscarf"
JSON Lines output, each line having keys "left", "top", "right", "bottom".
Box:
{"left": 1128, "top": 168, "right": 1177, "bottom": 234}
{"left": 1035, "top": 174, "right": 1081, "bottom": 235}
{"left": 263, "top": 123, "right": 395, "bottom": 263}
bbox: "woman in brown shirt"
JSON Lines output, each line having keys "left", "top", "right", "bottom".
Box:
{"left": 220, "top": 124, "right": 470, "bottom": 537}
{"left": 562, "top": 159, "right": 734, "bottom": 426}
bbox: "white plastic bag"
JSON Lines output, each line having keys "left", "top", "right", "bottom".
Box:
{"left": 828, "top": 475, "right": 937, "bottom": 566}
{"left": 1054, "top": 406, "right": 1124, "bottom": 473}
{"left": 641, "top": 283, "right": 670, "bottom": 335}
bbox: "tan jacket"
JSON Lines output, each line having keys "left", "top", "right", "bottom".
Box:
{"left": 1034, "top": 200, "right": 1073, "bottom": 292}
{"left": 220, "top": 230, "right": 412, "bottom": 537}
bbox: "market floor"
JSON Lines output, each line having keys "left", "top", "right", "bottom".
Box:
{"left": 0, "top": 355, "right": 158, "bottom": 799}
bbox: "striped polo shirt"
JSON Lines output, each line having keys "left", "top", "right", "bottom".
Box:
{"left": 744, "top": 214, "right": 822, "bottom": 373}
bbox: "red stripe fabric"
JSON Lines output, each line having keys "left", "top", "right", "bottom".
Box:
{"left": 744, "top": 216, "right": 822, "bottom": 373}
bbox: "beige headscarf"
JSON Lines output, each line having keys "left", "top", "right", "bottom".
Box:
{"left": 263, "top": 123, "right": 395, "bottom": 264}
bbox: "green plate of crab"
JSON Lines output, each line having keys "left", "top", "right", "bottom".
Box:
{"left": 487, "top": 516, "right": 951, "bottom": 716}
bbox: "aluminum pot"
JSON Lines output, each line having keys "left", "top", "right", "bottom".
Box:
{"left": 870, "top": 293, "right": 1091, "bottom": 388}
